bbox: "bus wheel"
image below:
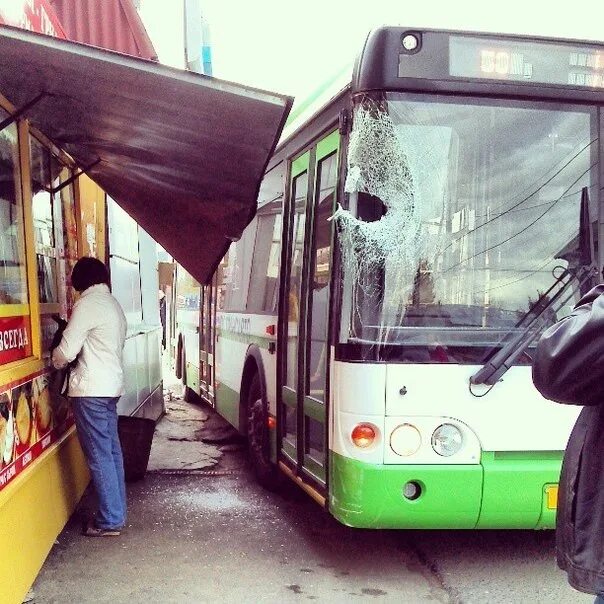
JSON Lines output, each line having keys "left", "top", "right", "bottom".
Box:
{"left": 175, "top": 336, "right": 183, "bottom": 379}
{"left": 183, "top": 385, "right": 196, "bottom": 403}
{"left": 247, "top": 373, "right": 280, "bottom": 491}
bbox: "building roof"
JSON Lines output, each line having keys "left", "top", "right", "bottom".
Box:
{"left": 48, "top": 0, "right": 157, "bottom": 60}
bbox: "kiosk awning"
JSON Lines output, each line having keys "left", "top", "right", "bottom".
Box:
{"left": 0, "top": 26, "right": 292, "bottom": 283}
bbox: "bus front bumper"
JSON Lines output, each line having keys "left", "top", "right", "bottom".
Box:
{"left": 328, "top": 451, "right": 561, "bottom": 529}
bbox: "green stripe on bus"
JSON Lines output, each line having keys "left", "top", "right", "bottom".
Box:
{"left": 282, "top": 391, "right": 325, "bottom": 423}
{"left": 282, "top": 387, "right": 296, "bottom": 408}
{"left": 217, "top": 328, "right": 272, "bottom": 350}
{"left": 215, "top": 381, "right": 242, "bottom": 431}
{"left": 284, "top": 63, "right": 351, "bottom": 126}
{"left": 316, "top": 130, "right": 339, "bottom": 160}
{"left": 303, "top": 396, "right": 325, "bottom": 422}
{"left": 292, "top": 152, "right": 309, "bottom": 177}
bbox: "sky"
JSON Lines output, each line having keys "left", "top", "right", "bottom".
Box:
{"left": 138, "top": 0, "right": 604, "bottom": 100}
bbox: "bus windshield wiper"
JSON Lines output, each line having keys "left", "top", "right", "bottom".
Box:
{"left": 470, "top": 187, "right": 597, "bottom": 387}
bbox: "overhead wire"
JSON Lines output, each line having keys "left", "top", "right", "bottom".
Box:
{"left": 443, "top": 161, "right": 597, "bottom": 273}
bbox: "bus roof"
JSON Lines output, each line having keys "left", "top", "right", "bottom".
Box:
{"left": 353, "top": 26, "right": 604, "bottom": 102}
{"left": 277, "top": 63, "right": 352, "bottom": 148}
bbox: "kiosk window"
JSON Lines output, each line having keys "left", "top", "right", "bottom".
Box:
{"left": 0, "top": 121, "right": 27, "bottom": 305}
{"left": 30, "top": 136, "right": 60, "bottom": 304}
{"left": 0, "top": 115, "right": 33, "bottom": 366}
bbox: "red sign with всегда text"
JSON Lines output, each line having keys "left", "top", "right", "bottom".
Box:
{"left": 0, "top": 315, "right": 32, "bottom": 365}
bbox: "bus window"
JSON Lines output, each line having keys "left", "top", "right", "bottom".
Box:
{"left": 307, "top": 152, "right": 337, "bottom": 403}
{"left": 248, "top": 212, "right": 282, "bottom": 313}
{"left": 175, "top": 267, "right": 200, "bottom": 311}
{"left": 223, "top": 218, "right": 256, "bottom": 312}
{"left": 248, "top": 163, "right": 284, "bottom": 314}
{"left": 283, "top": 170, "right": 308, "bottom": 446}
{"left": 339, "top": 94, "right": 595, "bottom": 364}
{"left": 216, "top": 252, "right": 228, "bottom": 311}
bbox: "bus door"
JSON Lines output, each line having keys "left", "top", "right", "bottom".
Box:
{"left": 175, "top": 266, "right": 201, "bottom": 391}
{"left": 199, "top": 277, "right": 217, "bottom": 405}
{"left": 279, "top": 132, "right": 339, "bottom": 489}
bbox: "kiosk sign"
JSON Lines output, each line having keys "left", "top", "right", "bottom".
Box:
{"left": 0, "top": 316, "right": 32, "bottom": 365}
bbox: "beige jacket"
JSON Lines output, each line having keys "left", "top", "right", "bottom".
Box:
{"left": 52, "top": 284, "right": 127, "bottom": 397}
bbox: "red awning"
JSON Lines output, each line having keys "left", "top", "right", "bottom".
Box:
{"left": 49, "top": 0, "right": 157, "bottom": 60}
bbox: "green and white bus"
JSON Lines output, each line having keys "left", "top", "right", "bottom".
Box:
{"left": 175, "top": 26, "right": 604, "bottom": 529}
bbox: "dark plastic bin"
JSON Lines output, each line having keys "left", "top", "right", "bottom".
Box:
{"left": 117, "top": 415, "right": 156, "bottom": 482}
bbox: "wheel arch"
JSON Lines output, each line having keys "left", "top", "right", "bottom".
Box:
{"left": 239, "top": 344, "right": 267, "bottom": 434}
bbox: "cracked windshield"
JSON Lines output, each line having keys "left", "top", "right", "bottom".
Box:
{"left": 337, "top": 94, "right": 596, "bottom": 362}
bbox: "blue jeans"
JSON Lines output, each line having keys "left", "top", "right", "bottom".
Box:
{"left": 595, "top": 595, "right": 604, "bottom": 604}
{"left": 71, "top": 397, "right": 126, "bottom": 529}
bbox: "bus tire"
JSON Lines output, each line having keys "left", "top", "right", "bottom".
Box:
{"left": 247, "top": 373, "right": 280, "bottom": 491}
{"left": 175, "top": 336, "right": 183, "bottom": 379}
{"left": 183, "top": 385, "right": 196, "bottom": 402}
{"left": 180, "top": 349, "right": 187, "bottom": 387}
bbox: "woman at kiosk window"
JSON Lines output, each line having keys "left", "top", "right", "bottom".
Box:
{"left": 52, "top": 257, "right": 128, "bottom": 537}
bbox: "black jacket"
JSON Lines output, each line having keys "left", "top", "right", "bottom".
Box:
{"left": 533, "top": 284, "right": 604, "bottom": 595}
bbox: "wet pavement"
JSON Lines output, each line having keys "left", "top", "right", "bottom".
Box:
{"left": 31, "top": 388, "right": 592, "bottom": 604}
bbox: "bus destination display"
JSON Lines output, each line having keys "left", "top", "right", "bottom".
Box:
{"left": 449, "top": 35, "right": 604, "bottom": 88}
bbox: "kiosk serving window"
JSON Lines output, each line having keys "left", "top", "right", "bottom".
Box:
{"left": 0, "top": 114, "right": 32, "bottom": 365}
{"left": 30, "top": 136, "right": 60, "bottom": 305}
{"left": 30, "top": 134, "right": 78, "bottom": 355}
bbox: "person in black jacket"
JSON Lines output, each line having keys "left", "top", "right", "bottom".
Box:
{"left": 533, "top": 284, "right": 604, "bottom": 603}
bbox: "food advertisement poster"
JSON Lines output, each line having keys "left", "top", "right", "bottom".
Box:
{"left": 0, "top": 372, "right": 72, "bottom": 491}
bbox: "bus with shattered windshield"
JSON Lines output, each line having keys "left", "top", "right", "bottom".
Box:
{"left": 176, "top": 26, "right": 604, "bottom": 528}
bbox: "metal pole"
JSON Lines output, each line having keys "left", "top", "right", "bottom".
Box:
{"left": 183, "top": 0, "right": 212, "bottom": 75}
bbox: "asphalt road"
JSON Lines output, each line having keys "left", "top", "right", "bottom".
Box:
{"left": 31, "top": 398, "right": 592, "bottom": 604}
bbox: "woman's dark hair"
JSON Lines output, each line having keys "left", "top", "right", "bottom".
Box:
{"left": 71, "top": 257, "right": 110, "bottom": 292}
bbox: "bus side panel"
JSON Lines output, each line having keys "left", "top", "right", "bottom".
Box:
{"left": 259, "top": 343, "right": 278, "bottom": 416}
{"left": 215, "top": 313, "right": 278, "bottom": 432}
{"left": 214, "top": 382, "right": 240, "bottom": 431}
{"left": 215, "top": 312, "right": 249, "bottom": 430}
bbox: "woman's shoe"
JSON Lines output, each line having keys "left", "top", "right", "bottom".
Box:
{"left": 82, "top": 521, "right": 121, "bottom": 537}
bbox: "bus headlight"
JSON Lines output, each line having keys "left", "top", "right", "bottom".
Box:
{"left": 431, "top": 424, "right": 463, "bottom": 457}
{"left": 390, "top": 423, "right": 421, "bottom": 457}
